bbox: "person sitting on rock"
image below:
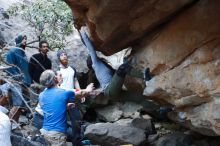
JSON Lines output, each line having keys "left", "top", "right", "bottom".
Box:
{"left": 39, "top": 70, "right": 95, "bottom": 146}
{"left": 80, "top": 29, "right": 159, "bottom": 111}
{"left": 0, "top": 78, "right": 26, "bottom": 124}
{"left": 5, "top": 34, "right": 32, "bottom": 86}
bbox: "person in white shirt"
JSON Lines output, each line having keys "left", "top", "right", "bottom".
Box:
{"left": 57, "top": 49, "right": 80, "bottom": 91}
{"left": 57, "top": 49, "right": 84, "bottom": 145}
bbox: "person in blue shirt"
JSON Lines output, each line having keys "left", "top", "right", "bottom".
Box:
{"left": 39, "top": 70, "right": 94, "bottom": 146}
{"left": 5, "top": 34, "right": 32, "bottom": 86}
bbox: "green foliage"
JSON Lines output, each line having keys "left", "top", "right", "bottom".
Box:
{"left": 7, "top": 0, "right": 73, "bottom": 49}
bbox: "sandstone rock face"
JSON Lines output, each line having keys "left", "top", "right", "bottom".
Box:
{"left": 65, "top": 0, "right": 196, "bottom": 55}
{"left": 65, "top": 0, "right": 220, "bottom": 135}
{"left": 141, "top": 0, "right": 220, "bottom": 136}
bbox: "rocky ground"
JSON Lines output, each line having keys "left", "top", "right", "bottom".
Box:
{"left": 8, "top": 101, "right": 220, "bottom": 146}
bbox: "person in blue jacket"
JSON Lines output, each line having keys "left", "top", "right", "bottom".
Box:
{"left": 6, "top": 34, "right": 32, "bottom": 86}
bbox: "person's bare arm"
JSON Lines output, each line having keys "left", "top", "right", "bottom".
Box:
{"left": 74, "top": 78, "right": 81, "bottom": 89}
{"left": 75, "top": 83, "right": 94, "bottom": 98}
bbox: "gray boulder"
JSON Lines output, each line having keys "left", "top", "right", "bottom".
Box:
{"left": 152, "top": 132, "right": 192, "bottom": 146}
{"left": 85, "top": 122, "right": 146, "bottom": 146}
{"left": 131, "top": 118, "right": 156, "bottom": 135}
{"left": 95, "top": 103, "right": 123, "bottom": 122}
{"left": 11, "top": 134, "right": 45, "bottom": 146}
{"left": 121, "top": 102, "right": 142, "bottom": 118}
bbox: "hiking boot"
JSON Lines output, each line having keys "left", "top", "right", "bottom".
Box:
{"left": 116, "top": 58, "right": 132, "bottom": 77}
{"left": 144, "top": 68, "right": 153, "bottom": 81}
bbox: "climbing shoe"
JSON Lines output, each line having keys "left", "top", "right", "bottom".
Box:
{"left": 116, "top": 59, "right": 132, "bottom": 77}
{"left": 144, "top": 68, "right": 153, "bottom": 81}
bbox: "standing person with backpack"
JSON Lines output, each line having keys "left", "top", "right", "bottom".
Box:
{"left": 5, "top": 34, "right": 32, "bottom": 86}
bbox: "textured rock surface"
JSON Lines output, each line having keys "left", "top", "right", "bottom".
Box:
{"left": 121, "top": 102, "right": 142, "bottom": 118}
{"left": 95, "top": 102, "right": 144, "bottom": 122}
{"left": 140, "top": 0, "right": 220, "bottom": 136}
{"left": 84, "top": 122, "right": 146, "bottom": 146}
{"left": 65, "top": 0, "right": 196, "bottom": 55}
{"left": 95, "top": 103, "right": 123, "bottom": 122}
{"left": 11, "top": 134, "right": 45, "bottom": 146}
{"left": 65, "top": 0, "right": 220, "bottom": 135}
{"left": 152, "top": 132, "right": 193, "bottom": 146}
{"left": 131, "top": 118, "right": 156, "bottom": 135}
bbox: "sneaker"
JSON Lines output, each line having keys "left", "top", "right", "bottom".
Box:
{"left": 116, "top": 58, "right": 133, "bottom": 77}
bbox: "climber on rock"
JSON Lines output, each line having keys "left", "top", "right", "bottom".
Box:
{"left": 79, "top": 28, "right": 159, "bottom": 111}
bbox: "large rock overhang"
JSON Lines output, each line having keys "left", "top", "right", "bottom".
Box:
{"left": 64, "top": 0, "right": 197, "bottom": 55}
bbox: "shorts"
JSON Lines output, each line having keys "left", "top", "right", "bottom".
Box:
{"left": 41, "top": 130, "right": 67, "bottom": 146}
